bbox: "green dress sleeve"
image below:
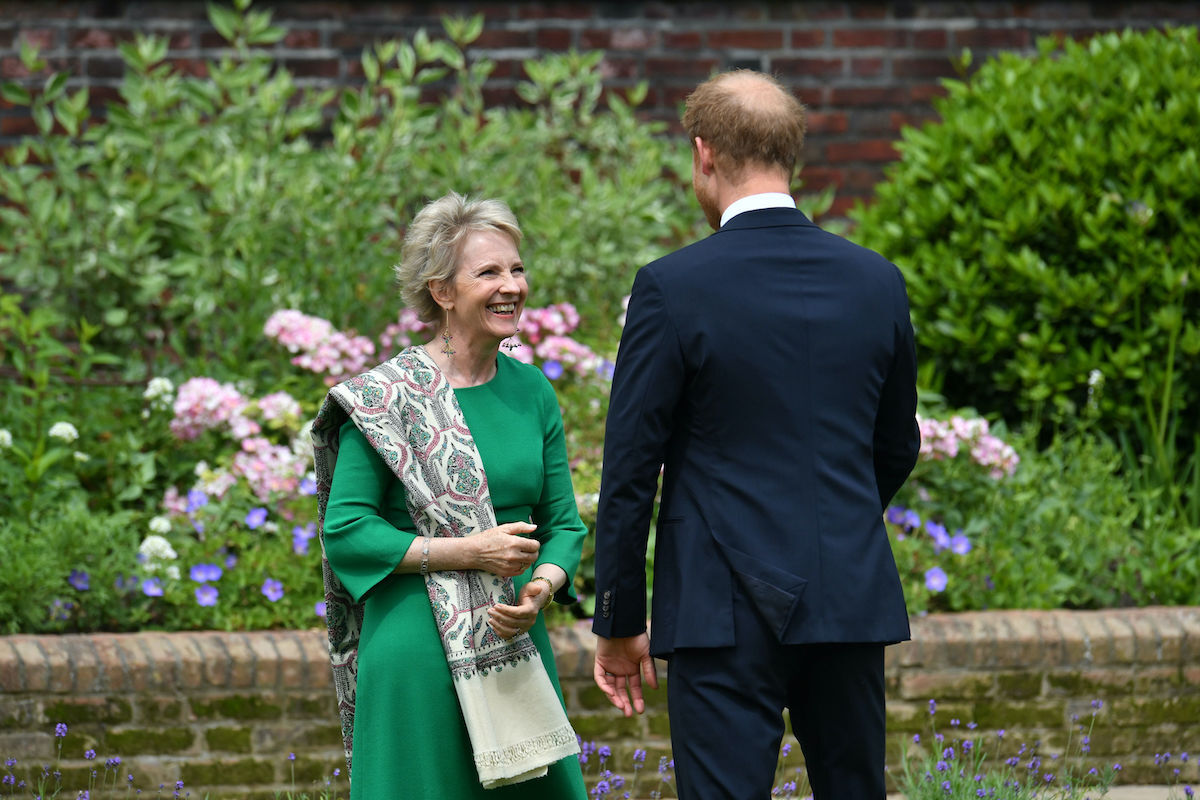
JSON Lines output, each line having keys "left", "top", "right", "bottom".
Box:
{"left": 323, "top": 419, "right": 418, "bottom": 603}
{"left": 530, "top": 376, "right": 588, "bottom": 604}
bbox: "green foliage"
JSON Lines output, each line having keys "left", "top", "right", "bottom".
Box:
{"left": 0, "top": 293, "right": 127, "bottom": 523}
{"left": 0, "top": 506, "right": 141, "bottom": 635}
{"left": 852, "top": 28, "right": 1200, "bottom": 449}
{"left": 0, "top": 2, "right": 698, "bottom": 385}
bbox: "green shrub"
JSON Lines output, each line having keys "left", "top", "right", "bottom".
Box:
{"left": 890, "top": 406, "right": 1200, "bottom": 614}
{"left": 851, "top": 28, "right": 1200, "bottom": 448}
{"left": 0, "top": 3, "right": 699, "bottom": 385}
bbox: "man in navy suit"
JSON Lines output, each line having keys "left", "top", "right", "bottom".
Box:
{"left": 591, "top": 70, "right": 920, "bottom": 800}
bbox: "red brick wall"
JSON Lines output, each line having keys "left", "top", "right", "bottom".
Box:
{"left": 2, "top": 608, "right": 1198, "bottom": 797}
{"left": 2, "top": 2, "right": 1198, "bottom": 214}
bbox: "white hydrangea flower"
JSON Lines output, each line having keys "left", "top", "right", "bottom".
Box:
{"left": 139, "top": 534, "right": 178, "bottom": 562}
{"left": 143, "top": 376, "right": 175, "bottom": 400}
{"left": 148, "top": 516, "right": 172, "bottom": 534}
{"left": 73, "top": 451, "right": 89, "bottom": 462}
{"left": 48, "top": 422, "right": 79, "bottom": 443}
{"left": 0, "top": 429, "right": 12, "bottom": 449}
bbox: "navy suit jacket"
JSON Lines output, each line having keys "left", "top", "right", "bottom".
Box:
{"left": 591, "top": 208, "right": 920, "bottom": 656}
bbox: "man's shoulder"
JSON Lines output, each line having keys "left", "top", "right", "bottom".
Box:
{"left": 643, "top": 232, "right": 728, "bottom": 278}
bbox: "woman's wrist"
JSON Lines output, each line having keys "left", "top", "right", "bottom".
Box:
{"left": 528, "top": 575, "right": 555, "bottom": 607}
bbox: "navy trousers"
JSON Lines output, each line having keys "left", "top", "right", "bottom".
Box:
{"left": 666, "top": 587, "right": 887, "bottom": 800}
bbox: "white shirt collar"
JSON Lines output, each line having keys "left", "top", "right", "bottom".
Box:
{"left": 720, "top": 192, "right": 797, "bottom": 228}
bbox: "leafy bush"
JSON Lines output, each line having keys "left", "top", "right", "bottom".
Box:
{"left": 0, "top": 2, "right": 699, "bottom": 385}
{"left": 890, "top": 405, "right": 1199, "bottom": 615}
{"left": 851, "top": 28, "right": 1200, "bottom": 449}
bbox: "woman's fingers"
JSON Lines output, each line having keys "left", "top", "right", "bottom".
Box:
{"left": 489, "top": 591, "right": 540, "bottom": 638}
{"left": 497, "top": 521, "right": 538, "bottom": 536}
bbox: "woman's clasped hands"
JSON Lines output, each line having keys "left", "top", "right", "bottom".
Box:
{"left": 473, "top": 521, "right": 551, "bottom": 640}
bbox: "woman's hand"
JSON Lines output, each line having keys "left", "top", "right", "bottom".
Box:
{"left": 471, "top": 521, "right": 540, "bottom": 577}
{"left": 489, "top": 579, "right": 552, "bottom": 640}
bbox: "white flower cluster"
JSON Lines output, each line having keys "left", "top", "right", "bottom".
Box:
{"left": 0, "top": 429, "right": 12, "bottom": 449}
{"left": 139, "top": 534, "right": 180, "bottom": 579}
{"left": 143, "top": 376, "right": 176, "bottom": 413}
{"left": 48, "top": 421, "right": 79, "bottom": 443}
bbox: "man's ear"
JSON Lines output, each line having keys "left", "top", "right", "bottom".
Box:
{"left": 693, "top": 137, "right": 717, "bottom": 177}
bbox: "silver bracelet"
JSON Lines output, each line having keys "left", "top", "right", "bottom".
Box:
{"left": 419, "top": 537, "right": 430, "bottom": 577}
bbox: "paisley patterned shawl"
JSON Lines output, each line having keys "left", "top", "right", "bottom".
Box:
{"left": 311, "top": 346, "right": 578, "bottom": 787}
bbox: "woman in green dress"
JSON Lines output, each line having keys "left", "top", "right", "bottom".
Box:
{"left": 313, "top": 193, "right": 588, "bottom": 799}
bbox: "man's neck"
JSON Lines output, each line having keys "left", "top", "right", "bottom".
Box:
{"left": 715, "top": 175, "right": 791, "bottom": 220}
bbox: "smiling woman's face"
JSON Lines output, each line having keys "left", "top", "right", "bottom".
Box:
{"left": 439, "top": 228, "right": 527, "bottom": 345}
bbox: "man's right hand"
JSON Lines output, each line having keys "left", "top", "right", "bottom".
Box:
{"left": 594, "top": 632, "right": 658, "bottom": 717}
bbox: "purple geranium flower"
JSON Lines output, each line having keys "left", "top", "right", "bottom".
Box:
{"left": 261, "top": 578, "right": 284, "bottom": 602}
{"left": 925, "top": 520, "right": 951, "bottom": 551}
{"left": 244, "top": 507, "right": 268, "bottom": 529}
{"left": 292, "top": 523, "right": 316, "bottom": 555}
{"left": 542, "top": 360, "right": 564, "bottom": 380}
{"left": 314, "top": 601, "right": 327, "bottom": 618}
{"left": 298, "top": 476, "right": 318, "bottom": 496}
{"left": 189, "top": 563, "right": 223, "bottom": 583}
{"left": 950, "top": 531, "right": 972, "bottom": 555}
{"left": 186, "top": 489, "right": 208, "bottom": 513}
{"left": 924, "top": 566, "right": 948, "bottom": 593}
{"left": 68, "top": 570, "right": 90, "bottom": 591}
{"left": 142, "top": 578, "right": 164, "bottom": 597}
{"left": 885, "top": 506, "right": 907, "bottom": 525}
{"left": 195, "top": 585, "right": 219, "bottom": 607}
{"left": 902, "top": 508, "right": 921, "bottom": 529}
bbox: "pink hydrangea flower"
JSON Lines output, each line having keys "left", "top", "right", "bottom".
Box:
{"left": 170, "top": 378, "right": 249, "bottom": 440}
{"left": 232, "top": 436, "right": 309, "bottom": 501}
{"left": 257, "top": 391, "right": 302, "bottom": 422}
{"left": 196, "top": 469, "right": 238, "bottom": 500}
{"left": 264, "top": 310, "right": 334, "bottom": 353}
{"left": 916, "top": 413, "right": 1019, "bottom": 478}
{"left": 521, "top": 303, "right": 581, "bottom": 345}
{"left": 265, "top": 310, "right": 376, "bottom": 378}
{"left": 379, "top": 309, "right": 433, "bottom": 352}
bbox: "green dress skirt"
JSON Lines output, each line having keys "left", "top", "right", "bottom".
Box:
{"left": 323, "top": 355, "right": 588, "bottom": 799}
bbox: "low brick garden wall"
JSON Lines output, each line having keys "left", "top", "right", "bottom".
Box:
{"left": 2, "top": 607, "right": 1197, "bottom": 798}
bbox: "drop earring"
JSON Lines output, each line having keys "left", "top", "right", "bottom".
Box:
{"left": 441, "top": 326, "right": 455, "bottom": 357}
{"left": 501, "top": 328, "right": 522, "bottom": 352}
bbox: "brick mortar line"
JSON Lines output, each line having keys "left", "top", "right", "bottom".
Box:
{"left": 31, "top": 637, "right": 51, "bottom": 694}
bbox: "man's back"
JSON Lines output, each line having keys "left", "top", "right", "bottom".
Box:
{"left": 597, "top": 207, "right": 918, "bottom": 652}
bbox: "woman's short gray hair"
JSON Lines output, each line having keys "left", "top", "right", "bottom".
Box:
{"left": 395, "top": 192, "right": 523, "bottom": 325}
